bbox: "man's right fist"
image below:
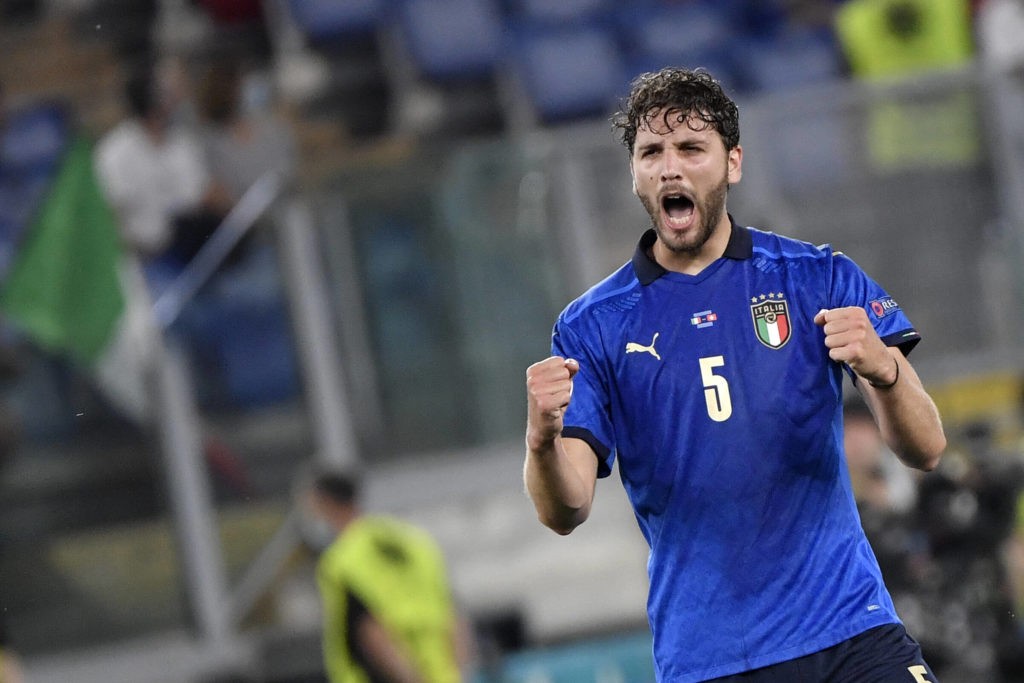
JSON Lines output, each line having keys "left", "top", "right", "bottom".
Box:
{"left": 526, "top": 357, "right": 579, "bottom": 449}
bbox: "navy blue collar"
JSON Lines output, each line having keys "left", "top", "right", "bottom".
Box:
{"left": 632, "top": 215, "right": 752, "bottom": 285}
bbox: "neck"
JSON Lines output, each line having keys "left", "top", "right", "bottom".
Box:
{"left": 142, "top": 116, "right": 168, "bottom": 143}
{"left": 652, "top": 212, "right": 732, "bottom": 276}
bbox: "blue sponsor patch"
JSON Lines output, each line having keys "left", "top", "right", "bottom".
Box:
{"left": 869, "top": 297, "right": 900, "bottom": 318}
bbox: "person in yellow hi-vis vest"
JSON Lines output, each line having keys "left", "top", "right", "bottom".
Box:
{"left": 307, "top": 471, "right": 472, "bottom": 683}
{"left": 834, "top": 0, "right": 979, "bottom": 171}
{"left": 835, "top": 0, "right": 973, "bottom": 78}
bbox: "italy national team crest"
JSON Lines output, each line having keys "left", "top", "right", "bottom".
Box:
{"left": 750, "top": 294, "right": 791, "bottom": 349}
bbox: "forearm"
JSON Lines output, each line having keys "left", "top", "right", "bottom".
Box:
{"left": 452, "top": 611, "right": 477, "bottom": 679}
{"left": 0, "top": 649, "right": 25, "bottom": 683}
{"left": 357, "top": 615, "right": 423, "bottom": 683}
{"left": 861, "top": 354, "right": 946, "bottom": 471}
{"left": 523, "top": 437, "right": 595, "bottom": 535}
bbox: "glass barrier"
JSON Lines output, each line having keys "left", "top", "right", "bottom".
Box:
{"left": 313, "top": 69, "right": 1023, "bottom": 461}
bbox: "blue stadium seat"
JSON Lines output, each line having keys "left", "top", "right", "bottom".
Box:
{"left": 716, "top": 0, "right": 789, "bottom": 39}
{"left": 507, "top": 0, "right": 614, "bottom": 24}
{"left": 0, "top": 102, "right": 69, "bottom": 173}
{"left": 182, "top": 248, "right": 301, "bottom": 410}
{"left": 0, "top": 102, "right": 71, "bottom": 282}
{"left": 511, "top": 23, "right": 627, "bottom": 124}
{"left": 396, "top": 0, "right": 506, "bottom": 82}
{"left": 286, "top": 0, "right": 388, "bottom": 43}
{"left": 209, "top": 299, "right": 300, "bottom": 408}
{"left": 734, "top": 28, "right": 843, "bottom": 94}
{"left": 615, "top": 2, "right": 739, "bottom": 89}
{"left": 0, "top": 171, "right": 53, "bottom": 280}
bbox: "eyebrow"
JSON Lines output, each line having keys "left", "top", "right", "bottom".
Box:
{"left": 636, "top": 140, "right": 663, "bottom": 153}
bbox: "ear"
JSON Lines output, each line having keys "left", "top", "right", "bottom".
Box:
{"left": 629, "top": 159, "right": 639, "bottom": 196}
{"left": 728, "top": 145, "right": 743, "bottom": 184}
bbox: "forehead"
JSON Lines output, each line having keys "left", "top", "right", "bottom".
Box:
{"left": 635, "top": 107, "right": 720, "bottom": 145}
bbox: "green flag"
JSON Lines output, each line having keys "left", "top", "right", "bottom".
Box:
{"left": 0, "top": 136, "right": 125, "bottom": 364}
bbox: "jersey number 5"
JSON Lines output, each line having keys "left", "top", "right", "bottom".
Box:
{"left": 907, "top": 665, "right": 933, "bottom": 683}
{"left": 699, "top": 356, "right": 732, "bottom": 422}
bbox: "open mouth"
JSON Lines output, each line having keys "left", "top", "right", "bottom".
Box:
{"left": 661, "top": 194, "right": 695, "bottom": 226}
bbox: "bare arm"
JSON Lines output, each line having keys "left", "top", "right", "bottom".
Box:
{"left": 815, "top": 307, "right": 946, "bottom": 471}
{"left": 0, "top": 649, "right": 25, "bottom": 683}
{"left": 856, "top": 347, "right": 946, "bottom": 470}
{"left": 524, "top": 357, "right": 600, "bottom": 534}
{"left": 355, "top": 613, "right": 423, "bottom": 683}
{"left": 452, "top": 609, "right": 478, "bottom": 679}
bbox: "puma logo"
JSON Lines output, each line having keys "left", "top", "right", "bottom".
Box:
{"left": 625, "top": 333, "right": 661, "bottom": 360}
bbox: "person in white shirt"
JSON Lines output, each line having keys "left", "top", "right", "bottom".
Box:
{"left": 95, "top": 62, "right": 232, "bottom": 289}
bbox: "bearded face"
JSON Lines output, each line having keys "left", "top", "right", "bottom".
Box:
{"left": 630, "top": 109, "right": 742, "bottom": 269}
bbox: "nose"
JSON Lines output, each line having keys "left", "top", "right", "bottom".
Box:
{"left": 659, "top": 150, "right": 683, "bottom": 181}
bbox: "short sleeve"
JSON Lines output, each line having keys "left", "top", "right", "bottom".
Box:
{"left": 829, "top": 250, "right": 921, "bottom": 356}
{"left": 552, "top": 320, "right": 616, "bottom": 477}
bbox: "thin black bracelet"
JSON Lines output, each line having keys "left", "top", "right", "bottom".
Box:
{"left": 867, "top": 357, "right": 900, "bottom": 389}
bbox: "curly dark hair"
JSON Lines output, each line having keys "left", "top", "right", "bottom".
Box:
{"left": 612, "top": 67, "right": 740, "bottom": 154}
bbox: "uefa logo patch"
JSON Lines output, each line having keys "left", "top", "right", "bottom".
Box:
{"left": 869, "top": 297, "right": 899, "bottom": 319}
{"left": 750, "top": 293, "right": 791, "bottom": 349}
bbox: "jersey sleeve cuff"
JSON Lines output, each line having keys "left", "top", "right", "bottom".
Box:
{"left": 880, "top": 328, "right": 920, "bottom": 356}
{"left": 561, "top": 426, "right": 613, "bottom": 478}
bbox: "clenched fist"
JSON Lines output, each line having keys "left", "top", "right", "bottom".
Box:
{"left": 526, "top": 356, "right": 579, "bottom": 451}
{"left": 814, "top": 307, "right": 898, "bottom": 387}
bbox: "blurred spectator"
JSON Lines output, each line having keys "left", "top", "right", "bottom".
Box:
{"left": 910, "top": 424, "right": 1024, "bottom": 679}
{"left": 194, "top": 55, "right": 296, "bottom": 236}
{"left": 94, "top": 59, "right": 232, "bottom": 297}
{"left": 301, "top": 469, "right": 475, "bottom": 683}
{"left": 834, "top": 0, "right": 981, "bottom": 172}
{"left": 843, "top": 398, "right": 1024, "bottom": 680}
{"left": 835, "top": 0, "right": 974, "bottom": 79}
{"left": 192, "top": 55, "right": 292, "bottom": 270}
{"left": 844, "top": 396, "right": 919, "bottom": 514}
{"left": 1001, "top": 490, "right": 1024, "bottom": 678}
{"left": 976, "top": 0, "right": 1024, "bottom": 74}
{"left": 843, "top": 397, "right": 932, "bottom": 603}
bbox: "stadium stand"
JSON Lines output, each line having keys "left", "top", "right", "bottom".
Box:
{"left": 507, "top": 22, "right": 626, "bottom": 125}
{"left": 388, "top": 0, "right": 509, "bottom": 136}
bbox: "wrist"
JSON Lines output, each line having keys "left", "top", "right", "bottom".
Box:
{"left": 526, "top": 427, "right": 559, "bottom": 454}
{"left": 866, "top": 356, "right": 900, "bottom": 389}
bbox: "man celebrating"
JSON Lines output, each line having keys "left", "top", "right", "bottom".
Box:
{"left": 524, "top": 67, "right": 946, "bottom": 682}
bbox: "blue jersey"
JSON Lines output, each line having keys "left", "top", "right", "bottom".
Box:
{"left": 552, "top": 219, "right": 920, "bottom": 682}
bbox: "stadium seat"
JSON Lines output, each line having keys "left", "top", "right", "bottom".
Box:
{"left": 615, "top": 2, "right": 739, "bottom": 89}
{"left": 182, "top": 248, "right": 301, "bottom": 410}
{"left": 395, "top": 0, "right": 506, "bottom": 82}
{"left": 721, "top": 0, "right": 790, "bottom": 39}
{"left": 0, "top": 102, "right": 70, "bottom": 281}
{"left": 208, "top": 300, "right": 300, "bottom": 409}
{"left": 278, "top": 0, "right": 394, "bottom": 137}
{"left": 0, "top": 102, "right": 69, "bottom": 173}
{"left": 507, "top": 0, "right": 614, "bottom": 24}
{"left": 0, "top": 171, "right": 54, "bottom": 279}
{"left": 286, "top": 0, "right": 388, "bottom": 44}
{"left": 382, "top": 0, "right": 510, "bottom": 136}
{"left": 734, "top": 27, "right": 843, "bottom": 94}
{"left": 510, "top": 23, "right": 627, "bottom": 124}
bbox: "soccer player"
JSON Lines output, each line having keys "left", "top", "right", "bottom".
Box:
{"left": 524, "top": 67, "right": 947, "bottom": 682}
